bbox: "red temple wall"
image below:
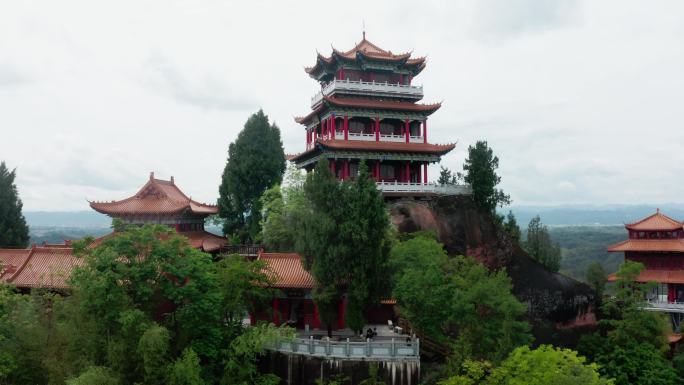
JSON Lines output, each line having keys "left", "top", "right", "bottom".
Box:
{"left": 626, "top": 252, "right": 684, "bottom": 270}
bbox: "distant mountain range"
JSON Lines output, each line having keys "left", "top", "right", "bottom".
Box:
{"left": 508, "top": 203, "right": 684, "bottom": 226}
{"left": 25, "top": 204, "right": 684, "bottom": 229}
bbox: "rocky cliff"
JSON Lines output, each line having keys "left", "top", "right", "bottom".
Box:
{"left": 390, "top": 195, "right": 597, "bottom": 346}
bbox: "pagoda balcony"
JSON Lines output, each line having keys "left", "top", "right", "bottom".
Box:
{"left": 334, "top": 131, "right": 425, "bottom": 143}
{"left": 266, "top": 336, "right": 420, "bottom": 361}
{"left": 311, "top": 79, "right": 424, "bottom": 108}
{"left": 376, "top": 181, "right": 471, "bottom": 196}
{"left": 643, "top": 299, "right": 684, "bottom": 314}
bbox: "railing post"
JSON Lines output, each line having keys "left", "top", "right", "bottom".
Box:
{"left": 326, "top": 337, "right": 330, "bottom": 356}
{"left": 391, "top": 338, "right": 395, "bottom": 357}
{"left": 416, "top": 338, "right": 420, "bottom": 357}
{"left": 346, "top": 338, "right": 350, "bottom": 357}
{"left": 366, "top": 338, "right": 371, "bottom": 357}
{"left": 309, "top": 336, "right": 314, "bottom": 354}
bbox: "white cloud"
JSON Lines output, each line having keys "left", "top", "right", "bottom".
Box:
{"left": 1, "top": 0, "right": 683, "bottom": 210}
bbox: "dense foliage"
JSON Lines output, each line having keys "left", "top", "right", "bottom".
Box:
{"left": 578, "top": 261, "right": 679, "bottom": 385}
{"left": 295, "top": 159, "right": 391, "bottom": 334}
{"left": 390, "top": 233, "right": 531, "bottom": 368}
{"left": 0, "top": 224, "right": 291, "bottom": 384}
{"left": 441, "top": 345, "right": 613, "bottom": 385}
{"left": 260, "top": 164, "right": 307, "bottom": 252}
{"left": 218, "top": 110, "right": 286, "bottom": 242}
{"left": 461, "top": 141, "right": 511, "bottom": 214}
{"left": 523, "top": 215, "right": 561, "bottom": 272}
{"left": 0, "top": 161, "right": 29, "bottom": 248}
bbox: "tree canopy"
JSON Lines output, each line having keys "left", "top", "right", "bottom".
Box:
{"left": 0, "top": 224, "right": 289, "bottom": 385}
{"left": 523, "top": 215, "right": 561, "bottom": 272}
{"left": 390, "top": 233, "right": 531, "bottom": 367}
{"left": 218, "top": 110, "right": 286, "bottom": 242}
{"left": 0, "top": 161, "right": 29, "bottom": 248}
{"left": 461, "top": 141, "right": 510, "bottom": 214}
{"left": 296, "top": 159, "right": 391, "bottom": 334}
{"left": 260, "top": 164, "right": 307, "bottom": 252}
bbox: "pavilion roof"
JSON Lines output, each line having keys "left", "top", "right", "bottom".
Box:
{"left": 0, "top": 246, "right": 83, "bottom": 289}
{"left": 607, "top": 239, "right": 684, "bottom": 253}
{"left": 607, "top": 269, "right": 684, "bottom": 284}
{"left": 625, "top": 209, "right": 683, "bottom": 231}
{"left": 89, "top": 173, "right": 218, "bottom": 217}
{"left": 288, "top": 139, "right": 455, "bottom": 163}
{"left": 305, "top": 36, "right": 426, "bottom": 78}
{"left": 88, "top": 230, "right": 227, "bottom": 253}
{"left": 258, "top": 252, "right": 315, "bottom": 289}
{"left": 295, "top": 96, "right": 441, "bottom": 124}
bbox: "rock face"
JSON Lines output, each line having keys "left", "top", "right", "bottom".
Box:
{"left": 390, "top": 195, "right": 597, "bottom": 346}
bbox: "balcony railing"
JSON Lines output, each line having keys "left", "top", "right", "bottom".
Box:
{"left": 643, "top": 299, "right": 684, "bottom": 313}
{"left": 332, "top": 131, "right": 424, "bottom": 143}
{"left": 377, "top": 181, "right": 471, "bottom": 196}
{"left": 267, "top": 337, "right": 420, "bottom": 361}
{"left": 311, "top": 79, "right": 424, "bottom": 107}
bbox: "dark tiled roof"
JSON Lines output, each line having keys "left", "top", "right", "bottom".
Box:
{"left": 258, "top": 252, "right": 315, "bottom": 289}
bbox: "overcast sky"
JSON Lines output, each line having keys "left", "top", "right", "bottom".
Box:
{"left": 1, "top": 0, "right": 683, "bottom": 211}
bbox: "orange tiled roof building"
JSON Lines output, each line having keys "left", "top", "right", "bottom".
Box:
{"left": 290, "top": 34, "right": 460, "bottom": 197}
{"left": 607, "top": 209, "right": 684, "bottom": 331}
{"left": 0, "top": 173, "right": 226, "bottom": 290}
{"left": 89, "top": 172, "right": 227, "bottom": 253}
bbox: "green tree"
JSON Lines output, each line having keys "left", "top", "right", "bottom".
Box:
{"left": 137, "top": 324, "right": 171, "bottom": 385}
{"left": 524, "top": 215, "right": 561, "bottom": 272}
{"left": 586, "top": 262, "right": 608, "bottom": 298}
{"left": 578, "top": 261, "right": 678, "bottom": 385}
{"left": 260, "top": 164, "right": 308, "bottom": 251}
{"left": 215, "top": 255, "right": 274, "bottom": 328}
{"left": 297, "top": 160, "right": 390, "bottom": 335}
{"left": 461, "top": 141, "right": 510, "bottom": 213}
{"left": 501, "top": 211, "right": 521, "bottom": 244}
{"left": 218, "top": 110, "right": 286, "bottom": 242}
{"left": 438, "top": 166, "right": 459, "bottom": 185}
{"left": 66, "top": 366, "right": 121, "bottom": 385}
{"left": 482, "top": 345, "right": 612, "bottom": 385}
{"left": 168, "top": 348, "right": 204, "bottom": 385}
{"left": 391, "top": 234, "right": 531, "bottom": 367}
{"left": 0, "top": 162, "right": 29, "bottom": 248}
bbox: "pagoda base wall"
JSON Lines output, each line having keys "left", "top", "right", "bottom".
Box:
{"left": 257, "top": 351, "right": 420, "bottom": 385}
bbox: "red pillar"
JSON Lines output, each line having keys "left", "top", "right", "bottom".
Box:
{"left": 331, "top": 114, "right": 335, "bottom": 139}
{"left": 405, "top": 162, "right": 411, "bottom": 183}
{"left": 313, "top": 303, "right": 321, "bottom": 329}
{"left": 343, "top": 159, "right": 350, "bottom": 180}
{"left": 375, "top": 117, "right": 380, "bottom": 141}
{"left": 337, "top": 298, "right": 346, "bottom": 330}
{"left": 272, "top": 298, "right": 280, "bottom": 325}
{"left": 344, "top": 115, "right": 349, "bottom": 140}
{"left": 423, "top": 119, "right": 428, "bottom": 143}
{"left": 405, "top": 119, "right": 410, "bottom": 143}
{"left": 669, "top": 284, "right": 676, "bottom": 303}
{"left": 375, "top": 161, "right": 381, "bottom": 181}
{"left": 423, "top": 163, "right": 428, "bottom": 184}
{"left": 331, "top": 159, "right": 337, "bottom": 177}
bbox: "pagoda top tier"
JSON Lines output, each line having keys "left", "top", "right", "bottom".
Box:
{"left": 625, "top": 209, "right": 683, "bottom": 231}
{"left": 305, "top": 35, "right": 426, "bottom": 82}
{"left": 89, "top": 172, "right": 218, "bottom": 217}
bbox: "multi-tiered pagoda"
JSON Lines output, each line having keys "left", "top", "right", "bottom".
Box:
{"left": 90, "top": 172, "right": 227, "bottom": 253}
{"left": 290, "top": 34, "right": 466, "bottom": 197}
{"left": 608, "top": 209, "right": 684, "bottom": 332}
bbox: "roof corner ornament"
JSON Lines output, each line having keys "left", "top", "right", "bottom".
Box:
{"left": 170, "top": 176, "right": 174, "bottom": 184}
{"left": 362, "top": 19, "right": 366, "bottom": 40}
{"left": 150, "top": 171, "right": 154, "bottom": 180}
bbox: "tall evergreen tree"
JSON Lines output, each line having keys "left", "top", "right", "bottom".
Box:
{"left": 525, "top": 215, "right": 561, "bottom": 272}
{"left": 297, "top": 160, "right": 390, "bottom": 335}
{"left": 461, "top": 140, "right": 510, "bottom": 214}
{"left": 502, "top": 210, "right": 522, "bottom": 244}
{"left": 218, "top": 110, "right": 285, "bottom": 242}
{"left": 0, "top": 162, "right": 29, "bottom": 248}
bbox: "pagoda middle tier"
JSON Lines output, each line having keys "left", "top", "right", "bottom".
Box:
{"left": 290, "top": 35, "right": 463, "bottom": 197}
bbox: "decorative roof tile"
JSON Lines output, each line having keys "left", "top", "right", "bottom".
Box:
{"left": 607, "top": 269, "right": 684, "bottom": 284}
{"left": 607, "top": 239, "right": 684, "bottom": 253}
{"left": 258, "top": 252, "right": 315, "bottom": 289}
{"left": 289, "top": 139, "right": 455, "bottom": 163}
{"left": 0, "top": 246, "right": 82, "bottom": 289}
{"left": 625, "top": 210, "right": 683, "bottom": 231}
{"left": 89, "top": 173, "right": 217, "bottom": 216}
